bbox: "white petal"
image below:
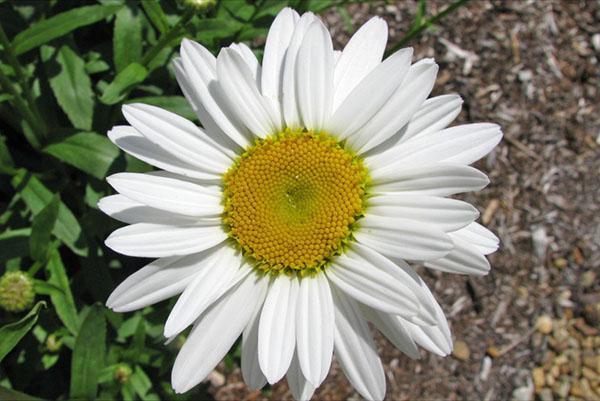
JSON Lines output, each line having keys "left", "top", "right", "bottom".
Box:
{"left": 403, "top": 309, "right": 452, "bottom": 356}
{"left": 217, "top": 48, "right": 279, "bottom": 137}
{"left": 98, "top": 195, "right": 199, "bottom": 225}
{"left": 261, "top": 7, "right": 299, "bottom": 102}
{"left": 282, "top": 12, "right": 318, "bottom": 129}
{"left": 359, "top": 304, "right": 420, "bottom": 360}
{"left": 349, "top": 61, "right": 438, "bottom": 153}
{"left": 328, "top": 48, "right": 413, "bottom": 139}
{"left": 355, "top": 215, "right": 453, "bottom": 261}
{"left": 332, "top": 287, "right": 386, "bottom": 401}
{"left": 367, "top": 194, "right": 479, "bottom": 232}
{"left": 164, "top": 248, "right": 249, "bottom": 337}
{"left": 295, "top": 274, "right": 334, "bottom": 386}
{"left": 105, "top": 223, "right": 226, "bottom": 258}
{"left": 106, "top": 172, "right": 221, "bottom": 217}
{"left": 295, "top": 20, "right": 334, "bottom": 132}
{"left": 172, "top": 57, "right": 238, "bottom": 152}
{"left": 242, "top": 298, "right": 267, "bottom": 390}
{"left": 180, "top": 39, "right": 252, "bottom": 148}
{"left": 172, "top": 273, "right": 268, "bottom": 393}
{"left": 369, "top": 123, "right": 503, "bottom": 169}
{"left": 403, "top": 283, "right": 452, "bottom": 356}
{"left": 230, "top": 43, "right": 261, "bottom": 85}
{"left": 370, "top": 163, "right": 490, "bottom": 196}
{"left": 108, "top": 126, "right": 220, "bottom": 180}
{"left": 286, "top": 351, "right": 315, "bottom": 401}
{"left": 333, "top": 17, "right": 388, "bottom": 110}
{"left": 106, "top": 248, "right": 222, "bottom": 312}
{"left": 258, "top": 274, "right": 299, "bottom": 383}
{"left": 398, "top": 94, "right": 463, "bottom": 143}
{"left": 451, "top": 222, "right": 499, "bottom": 255}
{"left": 327, "top": 252, "right": 418, "bottom": 318}
{"left": 424, "top": 235, "right": 491, "bottom": 276}
{"left": 122, "top": 103, "right": 233, "bottom": 173}
{"left": 362, "top": 247, "right": 437, "bottom": 324}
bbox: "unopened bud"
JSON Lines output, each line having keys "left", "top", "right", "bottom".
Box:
{"left": 0, "top": 271, "right": 35, "bottom": 313}
{"left": 114, "top": 363, "right": 133, "bottom": 384}
{"left": 46, "top": 333, "right": 62, "bottom": 352}
{"left": 182, "top": 0, "right": 216, "bottom": 12}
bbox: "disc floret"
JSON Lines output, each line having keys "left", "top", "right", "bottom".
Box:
{"left": 222, "top": 129, "right": 368, "bottom": 275}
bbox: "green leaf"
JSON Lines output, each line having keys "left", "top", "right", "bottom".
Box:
{"left": 44, "top": 132, "right": 118, "bottom": 179}
{"left": 32, "top": 279, "right": 65, "bottom": 297}
{"left": 46, "top": 249, "right": 80, "bottom": 336}
{"left": 41, "top": 45, "right": 94, "bottom": 131}
{"left": 100, "top": 63, "right": 148, "bottom": 105}
{"left": 70, "top": 304, "right": 106, "bottom": 400}
{"left": 141, "top": 0, "right": 169, "bottom": 34}
{"left": 130, "top": 366, "right": 152, "bottom": 399}
{"left": 12, "top": 4, "right": 122, "bottom": 55}
{"left": 113, "top": 6, "right": 143, "bottom": 73}
{"left": 0, "top": 301, "right": 46, "bottom": 362}
{"left": 0, "top": 228, "right": 31, "bottom": 262}
{"left": 11, "top": 170, "right": 87, "bottom": 256}
{"left": 0, "top": 386, "right": 44, "bottom": 401}
{"left": 125, "top": 96, "right": 195, "bottom": 121}
{"left": 29, "top": 195, "right": 60, "bottom": 262}
{"left": 70, "top": 304, "right": 106, "bottom": 401}
{"left": 0, "top": 134, "right": 16, "bottom": 175}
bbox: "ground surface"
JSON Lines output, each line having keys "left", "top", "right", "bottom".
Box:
{"left": 208, "top": 1, "right": 600, "bottom": 400}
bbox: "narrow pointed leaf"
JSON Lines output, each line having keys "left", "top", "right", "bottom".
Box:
{"left": 12, "top": 170, "right": 87, "bottom": 256}
{"left": 29, "top": 194, "right": 60, "bottom": 262}
{"left": 46, "top": 249, "right": 80, "bottom": 335}
{"left": 12, "top": 5, "right": 122, "bottom": 55}
{"left": 70, "top": 304, "right": 106, "bottom": 400}
{"left": 0, "top": 301, "right": 46, "bottom": 362}
{"left": 113, "top": 6, "right": 143, "bottom": 72}
{"left": 100, "top": 63, "right": 148, "bottom": 105}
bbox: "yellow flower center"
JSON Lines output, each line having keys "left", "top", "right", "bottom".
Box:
{"left": 222, "top": 130, "right": 368, "bottom": 275}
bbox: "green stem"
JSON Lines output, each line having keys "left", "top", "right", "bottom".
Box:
{"left": 0, "top": 22, "right": 47, "bottom": 138}
{"left": 0, "top": 69, "right": 42, "bottom": 149}
{"left": 140, "top": 8, "right": 195, "bottom": 66}
{"left": 386, "top": 0, "right": 469, "bottom": 55}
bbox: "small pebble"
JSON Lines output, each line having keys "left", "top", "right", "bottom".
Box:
{"left": 452, "top": 340, "right": 470, "bottom": 361}
{"left": 580, "top": 270, "right": 596, "bottom": 288}
{"left": 532, "top": 367, "right": 545, "bottom": 390}
{"left": 536, "top": 315, "right": 554, "bottom": 334}
{"left": 539, "top": 388, "right": 554, "bottom": 401}
{"left": 512, "top": 384, "right": 533, "bottom": 401}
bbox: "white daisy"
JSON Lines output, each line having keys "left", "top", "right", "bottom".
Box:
{"left": 100, "top": 8, "right": 501, "bottom": 401}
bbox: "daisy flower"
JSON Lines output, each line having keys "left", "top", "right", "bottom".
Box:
{"left": 100, "top": 7, "right": 501, "bottom": 401}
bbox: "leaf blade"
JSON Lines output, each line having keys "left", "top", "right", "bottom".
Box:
{"left": 11, "top": 170, "right": 87, "bottom": 256}
{"left": 113, "top": 6, "right": 143, "bottom": 73}
{"left": 43, "top": 132, "right": 119, "bottom": 179}
{"left": 70, "top": 304, "right": 106, "bottom": 400}
{"left": 100, "top": 63, "right": 148, "bottom": 105}
{"left": 13, "top": 5, "right": 122, "bottom": 55}
{"left": 0, "top": 301, "right": 46, "bottom": 362}
{"left": 29, "top": 194, "right": 60, "bottom": 262}
{"left": 46, "top": 249, "right": 80, "bottom": 336}
{"left": 42, "top": 45, "right": 94, "bottom": 131}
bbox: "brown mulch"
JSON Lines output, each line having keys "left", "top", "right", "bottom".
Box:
{"left": 209, "top": 1, "right": 600, "bottom": 400}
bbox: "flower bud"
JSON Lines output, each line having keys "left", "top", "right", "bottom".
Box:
{"left": 114, "top": 363, "right": 133, "bottom": 384}
{"left": 182, "top": 0, "right": 216, "bottom": 12}
{"left": 46, "top": 333, "right": 62, "bottom": 352}
{"left": 0, "top": 271, "right": 35, "bottom": 313}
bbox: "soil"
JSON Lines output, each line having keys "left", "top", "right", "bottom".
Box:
{"left": 208, "top": 1, "right": 600, "bottom": 400}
